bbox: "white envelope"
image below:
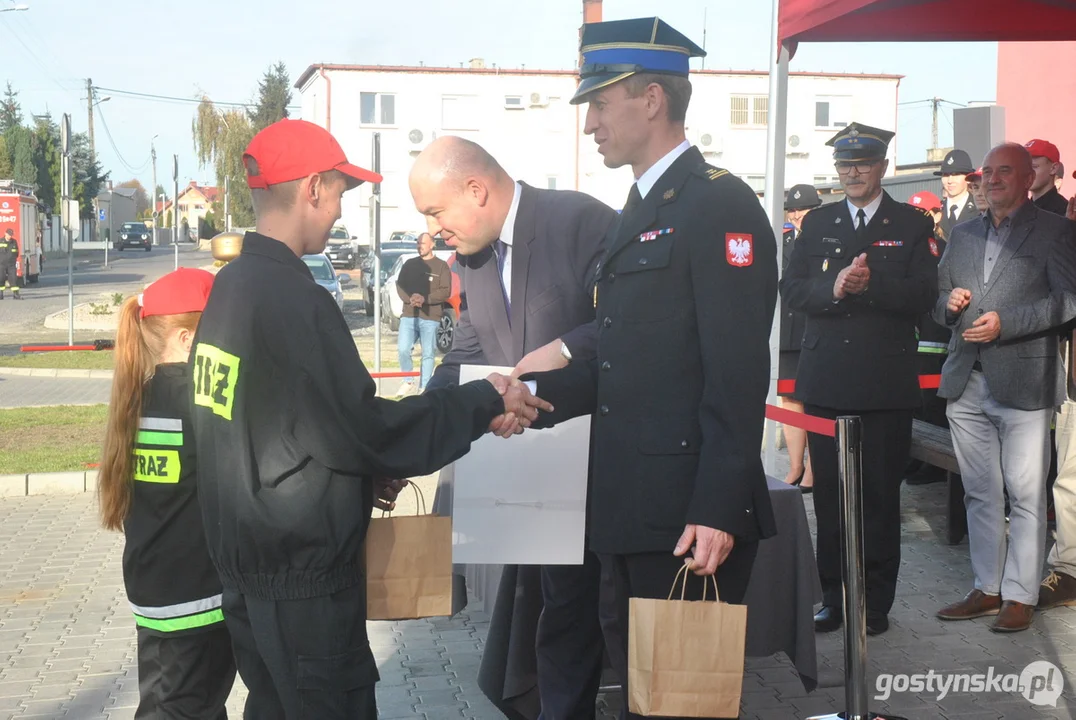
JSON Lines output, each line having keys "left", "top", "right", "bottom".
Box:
{"left": 448, "top": 364, "right": 591, "bottom": 565}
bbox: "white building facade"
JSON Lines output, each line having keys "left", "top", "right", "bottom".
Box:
{"left": 296, "top": 63, "right": 901, "bottom": 245}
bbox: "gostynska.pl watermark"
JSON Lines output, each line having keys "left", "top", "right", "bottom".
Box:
{"left": 875, "top": 661, "right": 1064, "bottom": 706}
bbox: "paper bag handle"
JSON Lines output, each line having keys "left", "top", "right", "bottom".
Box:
{"left": 379, "top": 480, "right": 427, "bottom": 516}
{"left": 667, "top": 561, "right": 721, "bottom": 602}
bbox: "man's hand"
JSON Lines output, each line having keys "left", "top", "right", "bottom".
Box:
{"left": 485, "top": 373, "right": 554, "bottom": 438}
{"left": 947, "top": 288, "right": 972, "bottom": 314}
{"left": 373, "top": 478, "right": 409, "bottom": 512}
{"left": 674, "top": 524, "right": 735, "bottom": 577}
{"left": 1067, "top": 195, "right": 1076, "bottom": 222}
{"left": 833, "top": 253, "right": 870, "bottom": 300}
{"left": 963, "top": 311, "right": 1001, "bottom": 343}
{"left": 409, "top": 293, "right": 424, "bottom": 308}
{"left": 512, "top": 338, "right": 568, "bottom": 378}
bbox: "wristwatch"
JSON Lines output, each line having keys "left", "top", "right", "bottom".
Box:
{"left": 559, "top": 341, "right": 572, "bottom": 363}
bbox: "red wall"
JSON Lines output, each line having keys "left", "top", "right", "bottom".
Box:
{"left": 997, "top": 41, "right": 1076, "bottom": 189}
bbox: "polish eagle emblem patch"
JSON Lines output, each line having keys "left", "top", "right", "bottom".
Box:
{"left": 726, "top": 233, "right": 754, "bottom": 267}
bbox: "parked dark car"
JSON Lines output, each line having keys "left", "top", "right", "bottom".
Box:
{"left": 325, "top": 226, "right": 358, "bottom": 269}
{"left": 115, "top": 222, "right": 152, "bottom": 252}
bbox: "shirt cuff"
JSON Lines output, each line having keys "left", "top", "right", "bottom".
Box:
{"left": 524, "top": 380, "right": 537, "bottom": 395}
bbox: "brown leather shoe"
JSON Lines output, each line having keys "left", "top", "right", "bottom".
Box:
{"left": 990, "top": 601, "right": 1035, "bottom": 633}
{"left": 1038, "top": 571, "right": 1076, "bottom": 610}
{"left": 936, "top": 589, "right": 1001, "bottom": 620}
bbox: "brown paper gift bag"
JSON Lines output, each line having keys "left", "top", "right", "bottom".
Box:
{"left": 365, "top": 483, "right": 454, "bottom": 621}
{"left": 628, "top": 564, "right": 748, "bottom": 718}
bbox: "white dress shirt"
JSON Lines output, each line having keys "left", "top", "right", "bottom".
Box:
{"left": 946, "top": 192, "right": 969, "bottom": 221}
{"left": 847, "top": 192, "right": 884, "bottom": 229}
{"left": 634, "top": 139, "right": 692, "bottom": 200}
{"left": 497, "top": 181, "right": 523, "bottom": 301}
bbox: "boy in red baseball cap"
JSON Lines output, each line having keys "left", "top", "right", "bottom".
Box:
{"left": 1026, "top": 139, "right": 1069, "bottom": 216}
{"left": 189, "top": 119, "right": 551, "bottom": 719}
{"left": 98, "top": 268, "right": 236, "bottom": 718}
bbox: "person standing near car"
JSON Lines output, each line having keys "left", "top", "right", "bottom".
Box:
{"left": 1, "top": 228, "right": 20, "bottom": 299}
{"left": 396, "top": 232, "right": 451, "bottom": 395}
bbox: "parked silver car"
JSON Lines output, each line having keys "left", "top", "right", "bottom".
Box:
{"left": 302, "top": 253, "right": 350, "bottom": 311}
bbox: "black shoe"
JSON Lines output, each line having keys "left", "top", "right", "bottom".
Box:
{"left": 12, "top": 291, "right": 18, "bottom": 300}
{"left": 906, "top": 465, "right": 945, "bottom": 486}
{"left": 867, "top": 612, "right": 889, "bottom": 636}
{"left": 814, "top": 605, "right": 842, "bottom": 633}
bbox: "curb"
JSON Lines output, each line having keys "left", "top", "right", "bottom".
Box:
{"left": 0, "top": 367, "right": 113, "bottom": 378}
{"left": 0, "top": 470, "right": 98, "bottom": 498}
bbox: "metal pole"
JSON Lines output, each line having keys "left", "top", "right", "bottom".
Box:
{"left": 224, "top": 175, "right": 230, "bottom": 232}
{"left": 372, "top": 133, "right": 382, "bottom": 391}
{"left": 807, "top": 416, "right": 873, "bottom": 720}
{"left": 762, "top": 0, "right": 790, "bottom": 476}
{"left": 61, "top": 114, "right": 73, "bottom": 346}
{"left": 105, "top": 188, "right": 111, "bottom": 268}
{"left": 172, "top": 155, "right": 179, "bottom": 271}
{"left": 151, "top": 143, "right": 158, "bottom": 246}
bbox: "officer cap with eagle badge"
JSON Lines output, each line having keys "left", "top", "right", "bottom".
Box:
{"left": 571, "top": 17, "right": 706, "bottom": 105}
{"left": 785, "top": 184, "right": 822, "bottom": 211}
{"left": 826, "top": 122, "right": 895, "bottom": 162}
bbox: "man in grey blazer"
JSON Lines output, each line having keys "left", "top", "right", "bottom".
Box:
{"left": 934, "top": 142, "right": 1076, "bottom": 633}
{"left": 411, "top": 136, "right": 617, "bottom": 720}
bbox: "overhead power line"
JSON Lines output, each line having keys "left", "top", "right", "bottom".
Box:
{"left": 94, "top": 85, "right": 301, "bottom": 111}
{"left": 95, "top": 103, "right": 151, "bottom": 175}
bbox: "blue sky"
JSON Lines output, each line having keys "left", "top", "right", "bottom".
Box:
{"left": 3, "top": 0, "right": 996, "bottom": 194}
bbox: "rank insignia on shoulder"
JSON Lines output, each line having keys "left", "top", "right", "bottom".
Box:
{"left": 872, "top": 240, "right": 903, "bottom": 247}
{"left": 705, "top": 168, "right": 728, "bottom": 181}
{"left": 663, "top": 188, "right": 675, "bottom": 200}
{"left": 639, "top": 228, "right": 674, "bottom": 243}
{"left": 726, "top": 233, "right": 753, "bottom": 267}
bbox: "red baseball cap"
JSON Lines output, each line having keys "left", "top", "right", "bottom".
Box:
{"left": 140, "top": 268, "right": 215, "bottom": 319}
{"left": 908, "top": 191, "right": 942, "bottom": 212}
{"left": 1025, "top": 139, "right": 1060, "bottom": 164}
{"left": 243, "top": 119, "right": 383, "bottom": 190}
{"left": 966, "top": 167, "right": 983, "bottom": 180}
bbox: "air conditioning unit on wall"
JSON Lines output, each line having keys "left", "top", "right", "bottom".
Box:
{"left": 786, "top": 133, "right": 809, "bottom": 156}
{"left": 407, "top": 128, "right": 436, "bottom": 149}
{"left": 691, "top": 129, "right": 722, "bottom": 154}
{"left": 529, "top": 92, "right": 550, "bottom": 107}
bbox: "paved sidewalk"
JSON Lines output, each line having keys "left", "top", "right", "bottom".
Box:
{"left": 3, "top": 470, "right": 1076, "bottom": 718}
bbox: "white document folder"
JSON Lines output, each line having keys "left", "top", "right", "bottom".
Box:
{"left": 448, "top": 364, "right": 591, "bottom": 565}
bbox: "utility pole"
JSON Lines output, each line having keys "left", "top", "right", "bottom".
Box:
{"left": 172, "top": 155, "right": 179, "bottom": 271}
{"left": 224, "top": 175, "right": 230, "bottom": 232}
{"left": 931, "top": 96, "right": 940, "bottom": 151}
{"left": 61, "top": 114, "right": 73, "bottom": 346}
{"left": 151, "top": 142, "right": 158, "bottom": 246}
{"left": 85, "top": 79, "right": 95, "bottom": 162}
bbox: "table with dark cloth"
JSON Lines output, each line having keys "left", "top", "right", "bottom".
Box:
{"left": 435, "top": 474, "right": 821, "bottom": 720}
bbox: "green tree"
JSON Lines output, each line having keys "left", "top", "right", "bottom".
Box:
{"left": 117, "top": 178, "right": 150, "bottom": 216}
{"left": 70, "top": 132, "right": 107, "bottom": 218}
{"left": 249, "top": 62, "right": 292, "bottom": 133}
{"left": 0, "top": 82, "right": 22, "bottom": 136}
{"left": 193, "top": 96, "right": 254, "bottom": 227}
{"left": 31, "top": 115, "right": 59, "bottom": 210}
{"left": 0, "top": 136, "right": 13, "bottom": 179}
{"left": 10, "top": 126, "right": 34, "bottom": 186}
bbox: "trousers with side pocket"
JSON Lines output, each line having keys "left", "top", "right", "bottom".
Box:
{"left": 222, "top": 583, "right": 380, "bottom": 720}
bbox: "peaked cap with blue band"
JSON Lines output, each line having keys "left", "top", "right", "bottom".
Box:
{"left": 826, "top": 122, "right": 895, "bottom": 162}
{"left": 571, "top": 17, "right": 706, "bottom": 105}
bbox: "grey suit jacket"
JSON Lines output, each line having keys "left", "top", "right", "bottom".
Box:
{"left": 932, "top": 201, "right": 1076, "bottom": 410}
{"left": 427, "top": 182, "right": 616, "bottom": 389}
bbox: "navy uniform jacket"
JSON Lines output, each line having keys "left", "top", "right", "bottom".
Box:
{"left": 525, "top": 147, "right": 778, "bottom": 555}
{"left": 780, "top": 192, "right": 938, "bottom": 411}
{"left": 780, "top": 228, "right": 807, "bottom": 353}
{"left": 427, "top": 182, "right": 615, "bottom": 388}
{"left": 940, "top": 195, "right": 978, "bottom": 238}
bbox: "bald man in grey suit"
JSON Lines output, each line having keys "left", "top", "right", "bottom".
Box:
{"left": 934, "top": 143, "right": 1076, "bottom": 633}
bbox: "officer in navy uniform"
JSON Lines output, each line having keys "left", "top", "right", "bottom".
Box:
{"left": 522, "top": 18, "right": 778, "bottom": 719}
{"left": 781, "top": 122, "right": 938, "bottom": 636}
{"left": 936, "top": 149, "right": 978, "bottom": 239}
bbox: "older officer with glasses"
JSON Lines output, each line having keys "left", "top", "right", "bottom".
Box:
{"left": 780, "top": 122, "right": 939, "bottom": 636}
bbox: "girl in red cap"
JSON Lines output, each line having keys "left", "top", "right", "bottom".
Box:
{"left": 97, "top": 268, "right": 236, "bottom": 718}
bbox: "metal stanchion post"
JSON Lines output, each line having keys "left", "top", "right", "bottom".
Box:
{"left": 808, "top": 415, "right": 896, "bottom": 720}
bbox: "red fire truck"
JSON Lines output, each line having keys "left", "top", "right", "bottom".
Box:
{"left": 0, "top": 180, "right": 42, "bottom": 285}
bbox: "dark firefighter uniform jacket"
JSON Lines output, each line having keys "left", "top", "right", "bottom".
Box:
{"left": 190, "top": 232, "right": 507, "bottom": 601}
{"left": 524, "top": 148, "right": 779, "bottom": 555}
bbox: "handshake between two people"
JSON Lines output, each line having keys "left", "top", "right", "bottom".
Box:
{"left": 484, "top": 372, "right": 554, "bottom": 438}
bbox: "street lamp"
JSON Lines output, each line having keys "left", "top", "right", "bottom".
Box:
{"left": 0, "top": 4, "right": 29, "bottom": 13}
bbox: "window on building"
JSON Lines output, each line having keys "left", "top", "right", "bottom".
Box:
{"left": 360, "top": 92, "right": 396, "bottom": 125}
{"left": 504, "top": 95, "right": 524, "bottom": 109}
{"left": 195, "top": 204, "right": 205, "bottom": 210}
{"left": 547, "top": 177, "right": 557, "bottom": 190}
{"left": 815, "top": 97, "right": 851, "bottom": 129}
{"left": 731, "top": 95, "right": 768, "bottom": 127}
{"left": 442, "top": 95, "right": 480, "bottom": 131}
